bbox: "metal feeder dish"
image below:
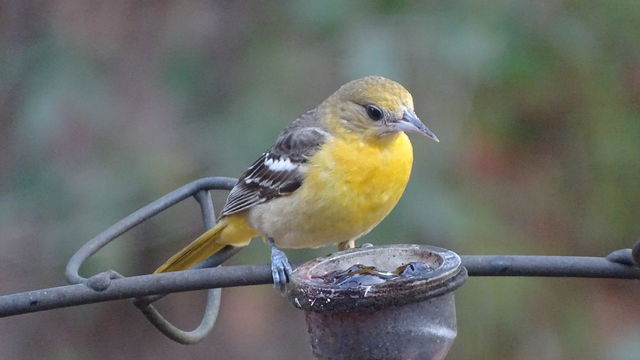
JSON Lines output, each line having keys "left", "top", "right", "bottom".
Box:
{"left": 287, "top": 244, "right": 467, "bottom": 360}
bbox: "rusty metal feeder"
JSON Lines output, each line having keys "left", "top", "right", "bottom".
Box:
{"left": 287, "top": 244, "right": 467, "bottom": 360}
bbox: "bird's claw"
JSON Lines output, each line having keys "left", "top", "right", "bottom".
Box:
{"left": 269, "top": 240, "right": 292, "bottom": 293}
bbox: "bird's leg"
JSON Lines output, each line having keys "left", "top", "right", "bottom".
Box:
{"left": 337, "top": 239, "right": 355, "bottom": 251}
{"left": 269, "top": 238, "right": 292, "bottom": 293}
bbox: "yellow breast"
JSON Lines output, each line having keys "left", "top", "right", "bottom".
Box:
{"left": 270, "top": 131, "right": 413, "bottom": 247}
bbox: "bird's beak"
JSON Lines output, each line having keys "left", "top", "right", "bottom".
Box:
{"left": 395, "top": 108, "right": 439, "bottom": 142}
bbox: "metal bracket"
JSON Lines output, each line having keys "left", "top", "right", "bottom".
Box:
{"left": 65, "top": 177, "right": 241, "bottom": 344}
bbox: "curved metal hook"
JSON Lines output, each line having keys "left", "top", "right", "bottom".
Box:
{"left": 64, "top": 177, "right": 239, "bottom": 344}
{"left": 133, "top": 288, "right": 222, "bottom": 344}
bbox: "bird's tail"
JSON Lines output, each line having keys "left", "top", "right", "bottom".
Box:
{"left": 154, "top": 214, "right": 256, "bottom": 273}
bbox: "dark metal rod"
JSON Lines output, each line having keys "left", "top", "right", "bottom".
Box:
{"left": 462, "top": 255, "right": 640, "bottom": 278}
{"left": 1, "top": 253, "right": 639, "bottom": 318}
{"left": 1, "top": 264, "right": 273, "bottom": 318}
{"left": 194, "top": 190, "right": 216, "bottom": 230}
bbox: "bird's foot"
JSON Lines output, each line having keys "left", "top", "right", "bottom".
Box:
{"left": 269, "top": 238, "right": 292, "bottom": 293}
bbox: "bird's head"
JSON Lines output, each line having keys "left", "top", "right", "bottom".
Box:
{"left": 321, "top": 76, "right": 439, "bottom": 142}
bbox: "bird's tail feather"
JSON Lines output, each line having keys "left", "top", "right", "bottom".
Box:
{"left": 154, "top": 219, "right": 229, "bottom": 273}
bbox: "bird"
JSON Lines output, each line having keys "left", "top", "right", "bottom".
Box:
{"left": 154, "top": 76, "right": 439, "bottom": 292}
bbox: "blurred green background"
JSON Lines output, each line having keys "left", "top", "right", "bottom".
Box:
{"left": 1, "top": 1, "right": 640, "bottom": 359}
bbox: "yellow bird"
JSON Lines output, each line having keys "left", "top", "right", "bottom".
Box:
{"left": 155, "top": 76, "right": 439, "bottom": 291}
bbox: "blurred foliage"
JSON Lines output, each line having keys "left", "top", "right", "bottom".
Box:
{"left": 1, "top": 1, "right": 639, "bottom": 359}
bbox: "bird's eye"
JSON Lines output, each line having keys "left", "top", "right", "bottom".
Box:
{"left": 365, "top": 105, "right": 384, "bottom": 121}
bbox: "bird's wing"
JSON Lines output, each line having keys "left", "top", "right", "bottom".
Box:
{"left": 220, "top": 109, "right": 330, "bottom": 216}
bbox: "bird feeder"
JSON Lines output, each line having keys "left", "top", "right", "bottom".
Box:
{"left": 287, "top": 244, "right": 467, "bottom": 360}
